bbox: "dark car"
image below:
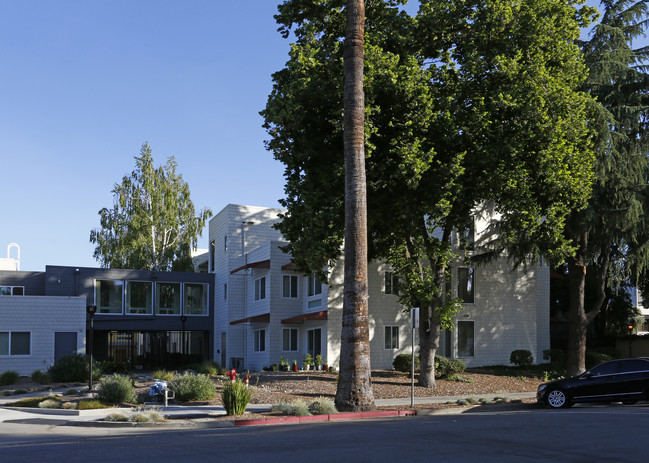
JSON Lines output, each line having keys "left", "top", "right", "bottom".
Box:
{"left": 537, "top": 358, "right": 649, "bottom": 408}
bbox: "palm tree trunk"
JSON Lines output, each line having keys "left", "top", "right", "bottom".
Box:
{"left": 335, "top": 0, "right": 375, "bottom": 412}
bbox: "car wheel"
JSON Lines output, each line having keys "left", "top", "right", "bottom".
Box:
{"left": 546, "top": 389, "right": 570, "bottom": 408}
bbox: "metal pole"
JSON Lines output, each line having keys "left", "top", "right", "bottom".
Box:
{"left": 411, "top": 322, "right": 415, "bottom": 407}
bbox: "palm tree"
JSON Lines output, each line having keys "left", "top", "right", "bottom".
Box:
{"left": 334, "top": 0, "right": 376, "bottom": 412}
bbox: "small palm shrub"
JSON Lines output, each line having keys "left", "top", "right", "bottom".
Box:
{"left": 393, "top": 354, "right": 420, "bottom": 373}
{"left": 48, "top": 354, "right": 101, "bottom": 382}
{"left": 221, "top": 379, "right": 253, "bottom": 415}
{"left": 97, "top": 374, "right": 137, "bottom": 404}
{"left": 308, "top": 398, "right": 337, "bottom": 415}
{"left": 171, "top": 372, "right": 216, "bottom": 402}
{"left": 31, "top": 370, "right": 51, "bottom": 385}
{"left": 510, "top": 350, "right": 534, "bottom": 368}
{"left": 0, "top": 370, "right": 21, "bottom": 386}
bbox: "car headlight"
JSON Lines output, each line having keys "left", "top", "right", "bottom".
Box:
{"left": 537, "top": 383, "right": 548, "bottom": 392}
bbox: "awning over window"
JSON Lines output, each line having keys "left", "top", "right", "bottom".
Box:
{"left": 230, "top": 259, "right": 271, "bottom": 274}
{"left": 281, "top": 262, "right": 298, "bottom": 271}
{"left": 281, "top": 310, "right": 328, "bottom": 324}
{"left": 230, "top": 313, "right": 270, "bottom": 325}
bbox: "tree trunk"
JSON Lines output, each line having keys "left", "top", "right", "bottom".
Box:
{"left": 566, "top": 232, "right": 588, "bottom": 377}
{"left": 418, "top": 306, "right": 441, "bottom": 388}
{"left": 335, "top": 0, "right": 375, "bottom": 412}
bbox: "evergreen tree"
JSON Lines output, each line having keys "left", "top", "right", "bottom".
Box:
{"left": 564, "top": 0, "right": 649, "bottom": 376}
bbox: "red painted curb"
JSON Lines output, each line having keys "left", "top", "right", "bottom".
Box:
{"left": 234, "top": 410, "right": 417, "bottom": 427}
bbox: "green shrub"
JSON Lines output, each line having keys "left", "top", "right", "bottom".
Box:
{"left": 152, "top": 370, "right": 175, "bottom": 382}
{"left": 101, "top": 361, "right": 130, "bottom": 375}
{"left": 171, "top": 372, "right": 216, "bottom": 402}
{"left": 393, "top": 354, "right": 419, "bottom": 373}
{"left": 48, "top": 354, "right": 101, "bottom": 382}
{"left": 38, "top": 399, "right": 62, "bottom": 409}
{"left": 542, "top": 349, "right": 566, "bottom": 366}
{"left": 435, "top": 356, "right": 466, "bottom": 378}
{"left": 31, "top": 370, "right": 51, "bottom": 385}
{"left": 446, "top": 374, "right": 474, "bottom": 383}
{"left": 586, "top": 351, "right": 615, "bottom": 369}
{"left": 195, "top": 361, "right": 220, "bottom": 376}
{"left": 0, "top": 371, "right": 21, "bottom": 386}
{"left": 271, "top": 400, "right": 311, "bottom": 416}
{"left": 96, "top": 375, "right": 137, "bottom": 404}
{"left": 62, "top": 402, "right": 78, "bottom": 410}
{"left": 104, "top": 413, "right": 129, "bottom": 422}
{"left": 510, "top": 350, "right": 534, "bottom": 368}
{"left": 221, "top": 379, "right": 253, "bottom": 415}
{"left": 308, "top": 398, "right": 337, "bottom": 415}
{"left": 78, "top": 400, "right": 109, "bottom": 410}
{"left": 6, "top": 396, "right": 60, "bottom": 407}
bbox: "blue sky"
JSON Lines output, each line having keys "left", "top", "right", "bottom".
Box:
{"left": 0, "top": 1, "right": 641, "bottom": 271}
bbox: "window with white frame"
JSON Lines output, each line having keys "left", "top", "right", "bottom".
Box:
{"left": 0, "top": 286, "right": 24, "bottom": 296}
{"left": 384, "top": 326, "right": 399, "bottom": 349}
{"left": 458, "top": 267, "right": 475, "bottom": 303}
{"left": 385, "top": 272, "right": 399, "bottom": 295}
{"left": 255, "top": 277, "right": 266, "bottom": 301}
{"left": 254, "top": 329, "right": 266, "bottom": 352}
{"left": 457, "top": 320, "right": 474, "bottom": 357}
{"left": 126, "top": 281, "right": 153, "bottom": 315}
{"left": 283, "top": 328, "right": 298, "bottom": 351}
{"left": 156, "top": 282, "right": 181, "bottom": 315}
{"left": 307, "top": 328, "right": 322, "bottom": 357}
{"left": 184, "top": 283, "right": 208, "bottom": 315}
{"left": 0, "top": 331, "right": 31, "bottom": 356}
{"left": 307, "top": 275, "right": 322, "bottom": 297}
{"left": 95, "top": 280, "right": 124, "bottom": 314}
{"left": 283, "top": 275, "right": 298, "bottom": 298}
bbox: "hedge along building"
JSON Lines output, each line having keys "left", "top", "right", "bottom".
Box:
{"left": 0, "top": 266, "right": 214, "bottom": 374}
{"left": 210, "top": 204, "right": 550, "bottom": 372}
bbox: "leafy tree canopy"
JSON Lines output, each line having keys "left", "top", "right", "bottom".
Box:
{"left": 90, "top": 143, "right": 212, "bottom": 272}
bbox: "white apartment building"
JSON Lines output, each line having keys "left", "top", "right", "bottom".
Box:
{"left": 210, "top": 204, "right": 550, "bottom": 371}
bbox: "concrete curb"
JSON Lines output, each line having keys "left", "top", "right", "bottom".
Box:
{"left": 234, "top": 409, "right": 417, "bottom": 427}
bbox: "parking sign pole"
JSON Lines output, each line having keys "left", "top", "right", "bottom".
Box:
{"left": 411, "top": 307, "right": 419, "bottom": 407}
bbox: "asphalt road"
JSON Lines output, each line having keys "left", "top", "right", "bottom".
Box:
{"left": 1, "top": 405, "right": 647, "bottom": 462}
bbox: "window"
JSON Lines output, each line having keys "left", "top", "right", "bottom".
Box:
{"left": 224, "top": 283, "right": 228, "bottom": 300}
{"left": 0, "top": 286, "right": 24, "bottom": 296}
{"left": 126, "top": 281, "right": 153, "bottom": 314}
{"left": 255, "top": 277, "right": 266, "bottom": 301}
{"left": 457, "top": 321, "right": 474, "bottom": 357}
{"left": 307, "top": 328, "right": 322, "bottom": 357}
{"left": 184, "top": 283, "right": 208, "bottom": 315}
{"left": 283, "top": 328, "right": 298, "bottom": 351}
{"left": 96, "top": 280, "right": 124, "bottom": 314}
{"left": 224, "top": 235, "right": 228, "bottom": 251}
{"left": 0, "top": 331, "right": 31, "bottom": 356}
{"left": 283, "top": 275, "right": 298, "bottom": 298}
{"left": 458, "top": 267, "right": 475, "bottom": 303}
{"left": 254, "top": 329, "right": 266, "bottom": 352}
{"left": 156, "top": 282, "right": 180, "bottom": 315}
{"left": 307, "top": 275, "right": 322, "bottom": 297}
{"left": 385, "top": 326, "right": 399, "bottom": 349}
{"left": 458, "top": 220, "right": 475, "bottom": 251}
{"left": 209, "top": 240, "right": 216, "bottom": 272}
{"left": 385, "top": 272, "right": 399, "bottom": 295}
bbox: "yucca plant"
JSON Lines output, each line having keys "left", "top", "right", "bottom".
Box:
{"left": 221, "top": 379, "right": 253, "bottom": 415}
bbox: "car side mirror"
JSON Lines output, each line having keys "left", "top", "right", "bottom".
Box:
{"left": 581, "top": 372, "right": 592, "bottom": 380}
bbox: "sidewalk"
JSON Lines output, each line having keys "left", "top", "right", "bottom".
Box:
{"left": 0, "top": 388, "right": 537, "bottom": 427}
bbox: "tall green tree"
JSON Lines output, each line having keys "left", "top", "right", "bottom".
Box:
{"left": 90, "top": 143, "right": 212, "bottom": 272}
{"left": 334, "top": 0, "right": 376, "bottom": 412}
{"left": 563, "top": 0, "right": 649, "bottom": 376}
{"left": 264, "top": 0, "right": 596, "bottom": 387}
